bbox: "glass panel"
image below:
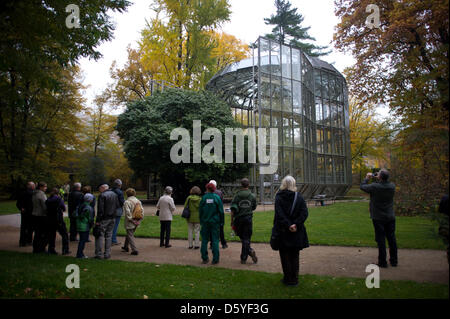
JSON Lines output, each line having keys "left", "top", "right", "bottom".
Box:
{"left": 324, "top": 127, "right": 332, "bottom": 154}
{"left": 260, "top": 74, "right": 271, "bottom": 110}
{"left": 317, "top": 155, "right": 325, "bottom": 184}
{"left": 281, "top": 45, "right": 291, "bottom": 79}
{"left": 283, "top": 117, "right": 293, "bottom": 146}
{"left": 283, "top": 149, "right": 293, "bottom": 177}
{"left": 292, "top": 80, "right": 301, "bottom": 114}
{"left": 293, "top": 115, "right": 302, "bottom": 146}
{"left": 315, "top": 97, "right": 322, "bottom": 123}
{"left": 282, "top": 78, "right": 292, "bottom": 112}
{"left": 315, "top": 71, "right": 322, "bottom": 97}
{"left": 292, "top": 49, "right": 301, "bottom": 81}
{"left": 322, "top": 72, "right": 329, "bottom": 99}
{"left": 316, "top": 127, "right": 323, "bottom": 154}
{"left": 259, "top": 38, "right": 271, "bottom": 74}
{"left": 271, "top": 76, "right": 282, "bottom": 111}
{"left": 294, "top": 149, "right": 304, "bottom": 182}
{"left": 326, "top": 156, "right": 333, "bottom": 184}
{"left": 270, "top": 41, "right": 281, "bottom": 76}
{"left": 323, "top": 99, "right": 330, "bottom": 126}
{"left": 330, "top": 101, "right": 337, "bottom": 127}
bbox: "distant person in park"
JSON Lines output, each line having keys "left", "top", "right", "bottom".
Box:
{"left": 16, "top": 181, "right": 35, "bottom": 247}
{"left": 111, "top": 179, "right": 125, "bottom": 246}
{"left": 58, "top": 186, "right": 65, "bottom": 201}
{"left": 94, "top": 184, "right": 120, "bottom": 259}
{"left": 63, "top": 183, "right": 70, "bottom": 201}
{"left": 82, "top": 185, "right": 96, "bottom": 242}
{"left": 183, "top": 186, "right": 202, "bottom": 249}
{"left": 32, "top": 181, "right": 48, "bottom": 253}
{"left": 360, "top": 169, "right": 397, "bottom": 268}
{"left": 230, "top": 178, "right": 258, "bottom": 264}
{"left": 273, "top": 175, "right": 309, "bottom": 287}
{"left": 45, "top": 188, "right": 70, "bottom": 255}
{"left": 68, "top": 182, "right": 84, "bottom": 241}
{"left": 121, "top": 188, "right": 144, "bottom": 256}
{"left": 156, "top": 186, "right": 176, "bottom": 248}
{"left": 199, "top": 182, "right": 224, "bottom": 265}
{"left": 76, "top": 193, "right": 95, "bottom": 259}
{"left": 209, "top": 180, "right": 228, "bottom": 249}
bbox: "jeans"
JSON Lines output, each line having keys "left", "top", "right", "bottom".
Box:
{"left": 111, "top": 216, "right": 122, "bottom": 244}
{"left": 279, "top": 248, "right": 300, "bottom": 285}
{"left": 95, "top": 218, "right": 115, "bottom": 258}
{"left": 77, "top": 231, "right": 90, "bottom": 258}
{"left": 372, "top": 219, "right": 398, "bottom": 265}
{"left": 201, "top": 222, "right": 220, "bottom": 263}
{"left": 234, "top": 215, "right": 254, "bottom": 262}
{"left": 160, "top": 221, "right": 172, "bottom": 246}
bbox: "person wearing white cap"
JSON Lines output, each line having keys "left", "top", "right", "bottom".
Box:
{"left": 208, "top": 180, "right": 228, "bottom": 249}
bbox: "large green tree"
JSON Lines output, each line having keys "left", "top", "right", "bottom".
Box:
{"left": 0, "top": 0, "right": 131, "bottom": 195}
{"left": 264, "top": 0, "right": 329, "bottom": 56}
{"left": 116, "top": 89, "right": 251, "bottom": 202}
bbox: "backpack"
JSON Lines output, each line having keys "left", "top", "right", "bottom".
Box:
{"left": 132, "top": 201, "right": 144, "bottom": 220}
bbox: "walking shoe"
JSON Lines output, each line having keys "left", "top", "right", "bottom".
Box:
{"left": 121, "top": 246, "right": 129, "bottom": 252}
{"left": 390, "top": 262, "right": 398, "bottom": 267}
{"left": 165, "top": 245, "right": 172, "bottom": 248}
{"left": 240, "top": 259, "right": 247, "bottom": 264}
{"left": 94, "top": 256, "right": 103, "bottom": 259}
{"left": 249, "top": 250, "right": 258, "bottom": 264}
{"left": 222, "top": 244, "right": 228, "bottom": 249}
{"left": 160, "top": 244, "right": 164, "bottom": 247}
{"left": 48, "top": 250, "right": 58, "bottom": 255}
{"left": 376, "top": 262, "right": 388, "bottom": 268}
{"left": 194, "top": 246, "right": 200, "bottom": 249}
{"left": 188, "top": 246, "right": 193, "bottom": 249}
{"left": 77, "top": 255, "right": 89, "bottom": 259}
{"left": 111, "top": 242, "right": 120, "bottom": 246}
{"left": 131, "top": 251, "right": 139, "bottom": 255}
{"left": 202, "top": 259, "right": 209, "bottom": 264}
{"left": 212, "top": 260, "right": 219, "bottom": 265}
{"left": 62, "top": 250, "right": 71, "bottom": 255}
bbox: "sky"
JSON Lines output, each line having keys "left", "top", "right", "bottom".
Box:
{"left": 77, "top": 0, "right": 389, "bottom": 117}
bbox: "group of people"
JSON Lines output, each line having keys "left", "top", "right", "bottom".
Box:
{"left": 15, "top": 168, "right": 410, "bottom": 287}
{"left": 16, "top": 179, "right": 145, "bottom": 260}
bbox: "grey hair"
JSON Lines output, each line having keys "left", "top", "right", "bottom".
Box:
{"left": 100, "top": 184, "right": 109, "bottom": 191}
{"left": 73, "top": 182, "right": 81, "bottom": 189}
{"left": 279, "top": 175, "right": 297, "bottom": 192}
{"left": 113, "top": 179, "right": 122, "bottom": 187}
{"left": 164, "top": 186, "right": 173, "bottom": 195}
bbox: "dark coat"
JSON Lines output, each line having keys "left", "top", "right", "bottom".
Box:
{"left": 360, "top": 179, "right": 395, "bottom": 221}
{"left": 111, "top": 187, "right": 125, "bottom": 216}
{"left": 274, "top": 190, "right": 309, "bottom": 250}
{"left": 68, "top": 190, "right": 84, "bottom": 218}
{"left": 46, "top": 195, "right": 66, "bottom": 225}
{"left": 97, "top": 190, "right": 120, "bottom": 222}
{"left": 16, "top": 189, "right": 34, "bottom": 215}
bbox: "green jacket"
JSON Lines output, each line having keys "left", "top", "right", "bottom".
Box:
{"left": 230, "top": 189, "right": 257, "bottom": 219}
{"left": 76, "top": 202, "right": 93, "bottom": 232}
{"left": 199, "top": 192, "right": 224, "bottom": 226}
{"left": 184, "top": 195, "right": 201, "bottom": 223}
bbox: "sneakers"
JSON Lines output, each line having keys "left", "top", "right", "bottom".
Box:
{"left": 121, "top": 246, "right": 129, "bottom": 252}
{"left": 165, "top": 245, "right": 172, "bottom": 248}
{"left": 188, "top": 246, "right": 193, "bottom": 249}
{"left": 111, "top": 242, "right": 120, "bottom": 246}
{"left": 194, "top": 246, "right": 200, "bottom": 249}
{"left": 240, "top": 259, "right": 247, "bottom": 264}
{"left": 211, "top": 260, "right": 219, "bottom": 265}
{"left": 131, "top": 251, "right": 139, "bottom": 255}
{"left": 222, "top": 244, "right": 228, "bottom": 249}
{"left": 202, "top": 259, "right": 209, "bottom": 264}
{"left": 249, "top": 250, "right": 258, "bottom": 264}
{"left": 62, "top": 250, "right": 71, "bottom": 255}
{"left": 376, "top": 262, "right": 388, "bottom": 268}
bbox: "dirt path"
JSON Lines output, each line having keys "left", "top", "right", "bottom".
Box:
{"left": 0, "top": 217, "right": 447, "bottom": 285}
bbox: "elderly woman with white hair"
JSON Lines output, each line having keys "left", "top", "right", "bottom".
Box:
{"left": 156, "top": 186, "right": 176, "bottom": 248}
{"left": 273, "top": 175, "right": 309, "bottom": 287}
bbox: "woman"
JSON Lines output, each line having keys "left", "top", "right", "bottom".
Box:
{"left": 199, "top": 183, "right": 224, "bottom": 265}
{"left": 81, "top": 185, "right": 95, "bottom": 242}
{"left": 273, "top": 175, "right": 309, "bottom": 287}
{"left": 76, "top": 193, "right": 95, "bottom": 258}
{"left": 183, "top": 186, "right": 202, "bottom": 249}
{"left": 121, "top": 188, "right": 144, "bottom": 255}
{"left": 45, "top": 187, "right": 70, "bottom": 255}
{"left": 156, "top": 186, "right": 176, "bottom": 248}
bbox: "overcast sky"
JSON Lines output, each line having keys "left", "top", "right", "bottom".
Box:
{"left": 78, "top": 0, "right": 387, "bottom": 116}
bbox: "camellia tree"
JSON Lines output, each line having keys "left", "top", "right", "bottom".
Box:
{"left": 116, "top": 89, "right": 251, "bottom": 201}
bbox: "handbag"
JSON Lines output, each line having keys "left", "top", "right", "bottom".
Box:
{"left": 181, "top": 198, "right": 191, "bottom": 219}
{"left": 270, "top": 192, "right": 299, "bottom": 251}
{"left": 156, "top": 209, "right": 160, "bottom": 216}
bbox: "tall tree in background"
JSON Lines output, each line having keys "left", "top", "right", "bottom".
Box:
{"left": 264, "top": 0, "right": 329, "bottom": 56}
{"left": 334, "top": 0, "right": 449, "bottom": 214}
{"left": 0, "top": 0, "right": 131, "bottom": 195}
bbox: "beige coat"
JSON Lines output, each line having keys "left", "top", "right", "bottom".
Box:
{"left": 32, "top": 190, "right": 47, "bottom": 217}
{"left": 156, "top": 194, "right": 176, "bottom": 221}
{"left": 123, "top": 196, "right": 144, "bottom": 230}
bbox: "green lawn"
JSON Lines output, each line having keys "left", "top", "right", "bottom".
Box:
{"left": 110, "top": 202, "right": 446, "bottom": 250}
{"left": 0, "top": 201, "right": 18, "bottom": 215}
{"left": 0, "top": 251, "right": 447, "bottom": 299}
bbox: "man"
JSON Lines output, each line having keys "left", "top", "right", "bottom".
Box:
{"left": 360, "top": 169, "right": 397, "bottom": 267}
{"left": 46, "top": 188, "right": 70, "bottom": 255}
{"left": 111, "top": 179, "right": 125, "bottom": 246}
{"left": 95, "top": 184, "right": 120, "bottom": 259}
{"left": 16, "top": 181, "right": 35, "bottom": 246}
{"left": 199, "top": 183, "right": 224, "bottom": 265}
{"left": 209, "top": 180, "right": 228, "bottom": 249}
{"left": 68, "top": 182, "right": 84, "bottom": 241}
{"left": 230, "top": 178, "right": 258, "bottom": 264}
{"left": 32, "top": 182, "right": 48, "bottom": 253}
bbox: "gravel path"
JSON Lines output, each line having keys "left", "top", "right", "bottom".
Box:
{"left": 0, "top": 214, "right": 448, "bottom": 285}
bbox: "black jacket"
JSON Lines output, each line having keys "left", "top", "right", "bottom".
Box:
{"left": 96, "top": 190, "right": 120, "bottom": 222}
{"left": 360, "top": 179, "right": 395, "bottom": 221}
{"left": 68, "top": 190, "right": 84, "bottom": 218}
{"left": 274, "top": 190, "right": 309, "bottom": 250}
{"left": 46, "top": 195, "right": 66, "bottom": 224}
{"left": 16, "top": 189, "right": 34, "bottom": 215}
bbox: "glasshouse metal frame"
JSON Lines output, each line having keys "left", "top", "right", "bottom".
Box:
{"left": 206, "top": 36, "right": 352, "bottom": 203}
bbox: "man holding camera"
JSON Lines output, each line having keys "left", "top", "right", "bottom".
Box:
{"left": 360, "top": 169, "right": 397, "bottom": 268}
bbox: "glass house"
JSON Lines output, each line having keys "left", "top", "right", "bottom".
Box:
{"left": 206, "top": 37, "right": 352, "bottom": 203}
